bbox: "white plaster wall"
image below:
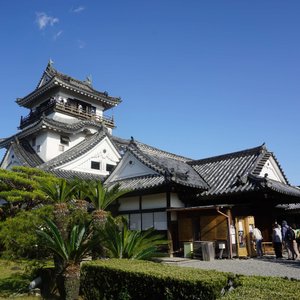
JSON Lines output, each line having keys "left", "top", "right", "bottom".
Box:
{"left": 68, "top": 133, "right": 85, "bottom": 148}
{"left": 170, "top": 193, "right": 184, "bottom": 208}
{"left": 93, "top": 104, "right": 104, "bottom": 117}
{"left": 33, "top": 132, "right": 48, "bottom": 161}
{"left": 0, "top": 147, "right": 18, "bottom": 169}
{"left": 109, "top": 153, "right": 157, "bottom": 182}
{"left": 142, "top": 193, "right": 166, "bottom": 209}
{"left": 33, "top": 129, "right": 89, "bottom": 162}
{"left": 259, "top": 157, "right": 286, "bottom": 183}
{"left": 50, "top": 112, "right": 78, "bottom": 122}
{"left": 58, "top": 136, "right": 120, "bottom": 175}
{"left": 119, "top": 196, "right": 140, "bottom": 211}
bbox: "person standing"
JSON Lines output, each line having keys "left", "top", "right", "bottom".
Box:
{"left": 295, "top": 225, "right": 300, "bottom": 253}
{"left": 282, "top": 221, "right": 298, "bottom": 260}
{"left": 272, "top": 223, "right": 283, "bottom": 259}
{"left": 291, "top": 224, "right": 300, "bottom": 260}
{"left": 282, "top": 220, "right": 291, "bottom": 259}
{"left": 252, "top": 226, "right": 263, "bottom": 257}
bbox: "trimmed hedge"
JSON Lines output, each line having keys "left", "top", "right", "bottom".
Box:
{"left": 221, "top": 275, "right": 300, "bottom": 300}
{"left": 81, "top": 259, "right": 237, "bottom": 300}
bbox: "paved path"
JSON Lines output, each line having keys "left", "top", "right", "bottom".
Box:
{"left": 159, "top": 256, "right": 300, "bottom": 280}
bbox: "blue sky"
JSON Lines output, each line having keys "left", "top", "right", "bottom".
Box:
{"left": 0, "top": 1, "right": 300, "bottom": 185}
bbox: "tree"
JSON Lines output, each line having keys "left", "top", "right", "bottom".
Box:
{"left": 100, "top": 216, "right": 168, "bottom": 260}
{"left": 40, "top": 179, "right": 76, "bottom": 240}
{"left": 70, "top": 178, "right": 90, "bottom": 212}
{"left": 87, "top": 181, "right": 129, "bottom": 226}
{"left": 0, "top": 205, "right": 53, "bottom": 258}
{"left": 36, "top": 217, "right": 95, "bottom": 300}
{"left": 0, "top": 166, "right": 59, "bottom": 215}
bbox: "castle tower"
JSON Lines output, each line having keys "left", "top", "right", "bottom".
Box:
{"left": 0, "top": 61, "right": 122, "bottom": 179}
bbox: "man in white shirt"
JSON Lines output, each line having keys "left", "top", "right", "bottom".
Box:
{"left": 252, "top": 227, "right": 263, "bottom": 257}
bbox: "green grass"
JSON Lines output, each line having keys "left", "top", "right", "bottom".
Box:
{"left": 0, "top": 259, "right": 43, "bottom": 299}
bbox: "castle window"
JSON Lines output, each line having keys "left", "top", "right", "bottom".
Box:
{"left": 106, "top": 164, "right": 114, "bottom": 172}
{"left": 91, "top": 161, "right": 100, "bottom": 170}
{"left": 36, "top": 145, "right": 41, "bottom": 152}
{"left": 59, "top": 145, "right": 65, "bottom": 152}
{"left": 60, "top": 135, "right": 70, "bottom": 146}
{"left": 126, "top": 212, "right": 167, "bottom": 231}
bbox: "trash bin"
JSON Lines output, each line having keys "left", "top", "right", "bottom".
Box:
{"left": 183, "top": 242, "right": 193, "bottom": 258}
{"left": 218, "top": 242, "right": 226, "bottom": 259}
{"left": 201, "top": 242, "right": 215, "bottom": 261}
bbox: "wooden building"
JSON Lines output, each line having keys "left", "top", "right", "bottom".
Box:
{"left": 105, "top": 140, "right": 300, "bottom": 258}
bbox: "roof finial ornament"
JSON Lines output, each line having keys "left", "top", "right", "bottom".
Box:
{"left": 86, "top": 75, "right": 92, "bottom": 86}
{"left": 48, "top": 59, "right": 54, "bottom": 68}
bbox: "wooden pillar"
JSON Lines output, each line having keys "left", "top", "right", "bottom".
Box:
{"left": 166, "top": 190, "right": 174, "bottom": 257}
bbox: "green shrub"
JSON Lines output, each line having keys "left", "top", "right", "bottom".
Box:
{"left": 81, "top": 259, "right": 235, "bottom": 300}
{"left": 0, "top": 206, "right": 53, "bottom": 259}
{"left": 221, "top": 275, "right": 300, "bottom": 300}
{"left": 0, "top": 274, "right": 30, "bottom": 297}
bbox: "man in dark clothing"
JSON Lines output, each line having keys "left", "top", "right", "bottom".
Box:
{"left": 282, "top": 221, "right": 298, "bottom": 259}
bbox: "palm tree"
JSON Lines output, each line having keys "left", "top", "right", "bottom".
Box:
{"left": 100, "top": 216, "right": 168, "bottom": 260}
{"left": 70, "top": 178, "right": 90, "bottom": 212}
{"left": 37, "top": 217, "right": 95, "bottom": 300}
{"left": 41, "top": 179, "right": 76, "bottom": 239}
{"left": 87, "top": 181, "right": 128, "bottom": 227}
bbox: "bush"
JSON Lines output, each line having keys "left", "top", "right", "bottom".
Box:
{"left": 221, "top": 275, "right": 300, "bottom": 300}
{"left": 0, "top": 260, "right": 32, "bottom": 297}
{"left": 81, "top": 259, "right": 235, "bottom": 300}
{"left": 0, "top": 206, "right": 53, "bottom": 258}
{"left": 0, "top": 275, "right": 30, "bottom": 297}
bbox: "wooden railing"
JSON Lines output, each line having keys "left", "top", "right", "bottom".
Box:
{"left": 19, "top": 99, "right": 115, "bottom": 129}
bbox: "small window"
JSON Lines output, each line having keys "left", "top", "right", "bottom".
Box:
{"left": 36, "top": 145, "right": 41, "bottom": 153}
{"left": 106, "top": 164, "right": 114, "bottom": 172}
{"left": 32, "top": 137, "right": 36, "bottom": 147}
{"left": 91, "top": 161, "right": 100, "bottom": 170}
{"left": 59, "top": 145, "right": 65, "bottom": 152}
{"left": 91, "top": 106, "right": 96, "bottom": 114}
{"left": 60, "top": 135, "right": 70, "bottom": 146}
{"left": 129, "top": 213, "right": 141, "bottom": 230}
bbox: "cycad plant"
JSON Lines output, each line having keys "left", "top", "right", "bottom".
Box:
{"left": 87, "top": 182, "right": 128, "bottom": 227}
{"left": 41, "top": 179, "right": 76, "bottom": 239}
{"left": 101, "top": 216, "right": 168, "bottom": 260}
{"left": 70, "top": 179, "right": 90, "bottom": 212}
{"left": 37, "top": 218, "right": 95, "bottom": 300}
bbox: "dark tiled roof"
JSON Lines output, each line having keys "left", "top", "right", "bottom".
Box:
{"left": 16, "top": 62, "right": 121, "bottom": 109}
{"left": 108, "top": 174, "right": 165, "bottom": 191}
{"left": 40, "top": 131, "right": 107, "bottom": 170}
{"left": 189, "top": 144, "right": 295, "bottom": 198}
{"left": 107, "top": 139, "right": 209, "bottom": 191}
{"left": 1, "top": 139, "right": 44, "bottom": 168}
{"left": 0, "top": 117, "right": 104, "bottom": 148}
{"left": 253, "top": 177, "right": 300, "bottom": 198}
{"left": 190, "top": 145, "right": 265, "bottom": 196}
{"left": 48, "top": 169, "right": 105, "bottom": 181}
{"left": 276, "top": 202, "right": 300, "bottom": 212}
{"left": 282, "top": 203, "right": 300, "bottom": 211}
{"left": 12, "top": 140, "right": 44, "bottom": 167}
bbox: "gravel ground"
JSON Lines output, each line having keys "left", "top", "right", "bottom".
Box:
{"left": 159, "top": 255, "right": 300, "bottom": 280}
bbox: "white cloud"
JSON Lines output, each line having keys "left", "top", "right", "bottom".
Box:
{"left": 53, "top": 30, "right": 63, "bottom": 40}
{"left": 36, "top": 12, "right": 59, "bottom": 30}
{"left": 72, "top": 6, "right": 85, "bottom": 13}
